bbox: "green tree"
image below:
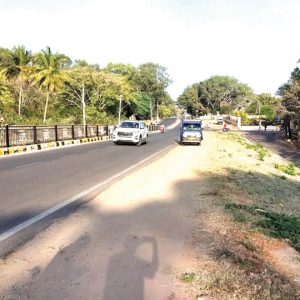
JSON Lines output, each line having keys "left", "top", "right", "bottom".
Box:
{"left": 0, "top": 45, "right": 32, "bottom": 116}
{"left": 125, "top": 92, "right": 151, "bottom": 120}
{"left": 32, "top": 47, "right": 71, "bottom": 123}
{"left": 276, "top": 60, "right": 300, "bottom": 139}
{"left": 277, "top": 59, "right": 300, "bottom": 120}
{"left": 73, "top": 59, "right": 89, "bottom": 68}
{"left": 198, "top": 76, "right": 253, "bottom": 113}
{"left": 104, "top": 63, "right": 137, "bottom": 81}
{"left": 61, "top": 65, "right": 96, "bottom": 125}
{"left": 0, "top": 70, "right": 15, "bottom": 118}
{"left": 261, "top": 105, "right": 276, "bottom": 121}
{"left": 246, "top": 93, "right": 278, "bottom": 116}
{"left": 177, "top": 84, "right": 206, "bottom": 116}
{"left": 90, "top": 72, "right": 132, "bottom": 116}
{"left": 133, "top": 63, "right": 172, "bottom": 121}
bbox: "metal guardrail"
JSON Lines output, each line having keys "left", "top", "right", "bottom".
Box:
{"left": 147, "top": 125, "right": 160, "bottom": 131}
{"left": 0, "top": 124, "right": 159, "bottom": 148}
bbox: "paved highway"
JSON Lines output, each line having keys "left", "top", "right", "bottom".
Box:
{"left": 0, "top": 119, "right": 179, "bottom": 237}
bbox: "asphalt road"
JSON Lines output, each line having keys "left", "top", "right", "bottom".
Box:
{"left": 0, "top": 118, "right": 179, "bottom": 236}
{"left": 243, "top": 130, "right": 300, "bottom": 167}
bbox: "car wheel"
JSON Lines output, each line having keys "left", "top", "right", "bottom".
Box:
{"left": 144, "top": 135, "right": 148, "bottom": 144}
{"left": 197, "top": 142, "right": 201, "bottom": 146}
{"left": 136, "top": 136, "right": 142, "bottom": 146}
{"left": 113, "top": 141, "right": 118, "bottom": 145}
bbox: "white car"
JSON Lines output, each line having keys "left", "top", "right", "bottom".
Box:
{"left": 112, "top": 121, "right": 149, "bottom": 145}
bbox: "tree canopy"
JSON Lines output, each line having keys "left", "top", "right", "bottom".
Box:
{"left": 277, "top": 59, "right": 300, "bottom": 120}
{"left": 177, "top": 76, "right": 254, "bottom": 116}
{"left": 0, "top": 46, "right": 174, "bottom": 125}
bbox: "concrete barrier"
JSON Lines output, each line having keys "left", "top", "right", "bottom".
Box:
{"left": 0, "top": 135, "right": 112, "bottom": 157}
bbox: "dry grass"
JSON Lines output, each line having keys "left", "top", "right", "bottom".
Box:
{"left": 179, "top": 130, "right": 300, "bottom": 299}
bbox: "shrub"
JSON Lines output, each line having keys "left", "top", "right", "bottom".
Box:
{"left": 248, "top": 118, "right": 259, "bottom": 126}
{"left": 234, "top": 111, "right": 251, "bottom": 126}
{"left": 261, "top": 105, "right": 275, "bottom": 122}
{"left": 274, "top": 162, "right": 297, "bottom": 176}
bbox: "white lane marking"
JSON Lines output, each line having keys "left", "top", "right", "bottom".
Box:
{"left": 0, "top": 144, "right": 173, "bottom": 243}
{"left": 87, "top": 149, "right": 98, "bottom": 153}
{"left": 16, "top": 162, "right": 40, "bottom": 169}
{"left": 59, "top": 154, "right": 77, "bottom": 159}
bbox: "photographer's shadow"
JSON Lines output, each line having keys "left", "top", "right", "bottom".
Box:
{"left": 103, "top": 236, "right": 159, "bottom": 300}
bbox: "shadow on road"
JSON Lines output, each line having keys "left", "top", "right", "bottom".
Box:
{"left": 103, "top": 236, "right": 158, "bottom": 300}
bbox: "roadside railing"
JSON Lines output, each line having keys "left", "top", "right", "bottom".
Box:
{"left": 0, "top": 124, "right": 160, "bottom": 148}
{"left": 0, "top": 124, "right": 115, "bottom": 148}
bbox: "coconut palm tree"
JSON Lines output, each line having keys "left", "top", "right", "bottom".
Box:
{"left": 0, "top": 45, "right": 32, "bottom": 116}
{"left": 32, "top": 47, "right": 71, "bottom": 123}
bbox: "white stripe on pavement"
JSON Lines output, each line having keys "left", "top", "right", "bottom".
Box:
{"left": 0, "top": 144, "right": 173, "bottom": 243}
{"left": 16, "top": 162, "right": 41, "bottom": 168}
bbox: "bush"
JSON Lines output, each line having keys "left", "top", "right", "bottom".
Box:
{"left": 261, "top": 105, "right": 275, "bottom": 122}
{"left": 234, "top": 111, "right": 251, "bottom": 126}
{"left": 274, "top": 162, "right": 297, "bottom": 176}
{"left": 248, "top": 118, "right": 259, "bottom": 126}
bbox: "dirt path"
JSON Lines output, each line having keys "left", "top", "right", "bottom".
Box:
{"left": 0, "top": 125, "right": 299, "bottom": 300}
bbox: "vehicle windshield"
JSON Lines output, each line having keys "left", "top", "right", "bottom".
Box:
{"left": 182, "top": 123, "right": 201, "bottom": 131}
{"left": 120, "top": 122, "right": 139, "bottom": 129}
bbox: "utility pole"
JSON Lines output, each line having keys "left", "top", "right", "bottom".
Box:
{"left": 258, "top": 100, "right": 261, "bottom": 131}
{"left": 150, "top": 99, "right": 153, "bottom": 123}
{"left": 118, "top": 95, "right": 123, "bottom": 124}
{"left": 82, "top": 83, "right": 86, "bottom": 127}
{"left": 156, "top": 99, "right": 159, "bottom": 123}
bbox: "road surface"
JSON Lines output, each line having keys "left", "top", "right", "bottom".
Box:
{"left": 0, "top": 119, "right": 179, "bottom": 238}
{"left": 243, "top": 130, "right": 300, "bottom": 167}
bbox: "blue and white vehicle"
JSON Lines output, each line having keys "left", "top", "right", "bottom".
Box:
{"left": 112, "top": 121, "right": 148, "bottom": 145}
{"left": 180, "top": 119, "right": 203, "bottom": 145}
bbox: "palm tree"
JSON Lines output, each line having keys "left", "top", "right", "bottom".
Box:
{"left": 32, "top": 47, "right": 71, "bottom": 123}
{"left": 0, "top": 45, "right": 32, "bottom": 116}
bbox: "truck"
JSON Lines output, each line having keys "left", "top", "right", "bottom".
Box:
{"left": 180, "top": 119, "right": 203, "bottom": 145}
{"left": 217, "top": 115, "right": 223, "bottom": 125}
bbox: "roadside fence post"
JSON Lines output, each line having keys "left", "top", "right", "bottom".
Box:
{"left": 33, "top": 126, "right": 37, "bottom": 144}
{"left": 5, "top": 125, "right": 9, "bottom": 148}
{"left": 85, "top": 125, "right": 88, "bottom": 138}
{"left": 55, "top": 125, "right": 58, "bottom": 142}
{"left": 71, "top": 125, "right": 75, "bottom": 140}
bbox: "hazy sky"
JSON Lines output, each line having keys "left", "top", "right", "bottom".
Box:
{"left": 1, "top": 0, "right": 299, "bottom": 99}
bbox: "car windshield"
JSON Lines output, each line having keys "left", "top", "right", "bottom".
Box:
{"left": 182, "top": 123, "right": 201, "bottom": 131}
{"left": 120, "top": 122, "right": 139, "bottom": 129}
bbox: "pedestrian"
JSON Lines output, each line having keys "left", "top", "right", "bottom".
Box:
{"left": 223, "top": 121, "right": 229, "bottom": 132}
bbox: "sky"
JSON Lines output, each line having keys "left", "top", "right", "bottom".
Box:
{"left": 0, "top": 0, "right": 300, "bottom": 99}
